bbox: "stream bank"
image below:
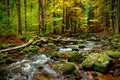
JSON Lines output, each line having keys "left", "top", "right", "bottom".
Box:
{"left": 0, "top": 34, "right": 120, "bottom": 80}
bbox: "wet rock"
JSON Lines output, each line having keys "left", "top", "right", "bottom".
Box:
{"left": 59, "top": 48, "right": 72, "bottom": 53}
{"left": 91, "top": 72, "right": 98, "bottom": 76}
{"left": 0, "top": 75, "right": 6, "bottom": 80}
{"left": 78, "top": 64, "right": 83, "bottom": 70}
{"left": 58, "top": 62, "right": 76, "bottom": 74}
{"left": 80, "top": 70, "right": 88, "bottom": 79}
{"left": 43, "top": 64, "right": 59, "bottom": 77}
{"left": 113, "top": 69, "right": 120, "bottom": 77}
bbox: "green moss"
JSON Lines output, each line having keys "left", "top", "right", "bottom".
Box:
{"left": 93, "top": 53, "right": 112, "bottom": 73}
{"left": 0, "top": 44, "right": 8, "bottom": 49}
{"left": 32, "top": 40, "right": 41, "bottom": 47}
{"left": 78, "top": 39, "right": 84, "bottom": 43}
{"left": 68, "top": 52, "right": 83, "bottom": 62}
{"left": 58, "top": 62, "right": 76, "bottom": 74}
{"left": 6, "top": 57, "right": 13, "bottom": 63}
{"left": 51, "top": 52, "right": 61, "bottom": 59}
{"left": 0, "top": 54, "right": 7, "bottom": 60}
{"left": 78, "top": 43, "right": 85, "bottom": 48}
{"left": 105, "top": 50, "right": 120, "bottom": 58}
{"left": 23, "top": 45, "right": 39, "bottom": 54}
{"left": 82, "top": 53, "right": 99, "bottom": 68}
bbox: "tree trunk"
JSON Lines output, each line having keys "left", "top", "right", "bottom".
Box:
{"left": 115, "top": 0, "right": 120, "bottom": 34}
{"left": 18, "top": 0, "right": 22, "bottom": 35}
{"left": 38, "top": 0, "right": 45, "bottom": 36}
{"left": 24, "top": 0, "right": 27, "bottom": 33}
{"left": 38, "top": 0, "right": 41, "bottom": 34}
{"left": 43, "top": 0, "right": 46, "bottom": 34}
{"left": 6, "top": 0, "right": 10, "bottom": 29}
{"left": 53, "top": 0, "right": 57, "bottom": 34}
{"left": 111, "top": 0, "right": 115, "bottom": 34}
{"left": 62, "top": 0, "right": 66, "bottom": 33}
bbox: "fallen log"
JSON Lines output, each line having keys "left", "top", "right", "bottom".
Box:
{"left": 0, "top": 38, "right": 34, "bottom": 53}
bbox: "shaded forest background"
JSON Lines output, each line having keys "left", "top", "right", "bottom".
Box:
{"left": 0, "top": 0, "right": 120, "bottom": 37}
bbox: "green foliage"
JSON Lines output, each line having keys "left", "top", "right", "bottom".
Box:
{"left": 18, "top": 34, "right": 29, "bottom": 42}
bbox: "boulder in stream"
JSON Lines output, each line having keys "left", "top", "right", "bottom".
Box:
{"left": 58, "top": 62, "right": 76, "bottom": 74}
{"left": 93, "top": 53, "right": 112, "bottom": 73}
{"left": 51, "top": 52, "right": 61, "bottom": 59}
{"left": 68, "top": 52, "right": 83, "bottom": 62}
{"left": 82, "top": 53, "right": 99, "bottom": 68}
{"left": 104, "top": 50, "right": 120, "bottom": 59}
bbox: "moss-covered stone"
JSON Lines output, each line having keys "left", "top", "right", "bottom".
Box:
{"left": 58, "top": 62, "right": 76, "bottom": 74}
{"left": 111, "top": 37, "right": 120, "bottom": 49}
{"left": 51, "top": 52, "right": 61, "bottom": 59}
{"left": 78, "top": 43, "right": 85, "bottom": 48}
{"left": 82, "top": 53, "right": 99, "bottom": 68}
{"left": 68, "top": 52, "right": 83, "bottom": 62}
{"left": 104, "top": 50, "right": 120, "bottom": 59}
{"left": 78, "top": 39, "right": 84, "bottom": 43}
{"left": 93, "top": 53, "right": 112, "bottom": 73}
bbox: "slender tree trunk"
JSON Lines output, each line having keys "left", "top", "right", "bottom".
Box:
{"left": 38, "top": 0, "right": 45, "bottom": 35}
{"left": 6, "top": 0, "right": 10, "bottom": 29}
{"left": 115, "top": 0, "right": 120, "bottom": 34}
{"left": 53, "top": 0, "right": 57, "bottom": 34}
{"left": 24, "top": 0, "right": 27, "bottom": 33}
{"left": 111, "top": 0, "right": 115, "bottom": 33}
{"left": 38, "top": 0, "right": 41, "bottom": 34}
{"left": 62, "top": 0, "right": 66, "bottom": 33}
{"left": 43, "top": 0, "right": 46, "bottom": 35}
{"left": 66, "top": 8, "right": 69, "bottom": 30}
{"left": 18, "top": 0, "right": 22, "bottom": 35}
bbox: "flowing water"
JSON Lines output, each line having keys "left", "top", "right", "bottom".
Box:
{"left": 1, "top": 55, "right": 52, "bottom": 80}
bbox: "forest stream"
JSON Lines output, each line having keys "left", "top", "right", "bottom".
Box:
{"left": 0, "top": 35, "right": 120, "bottom": 80}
